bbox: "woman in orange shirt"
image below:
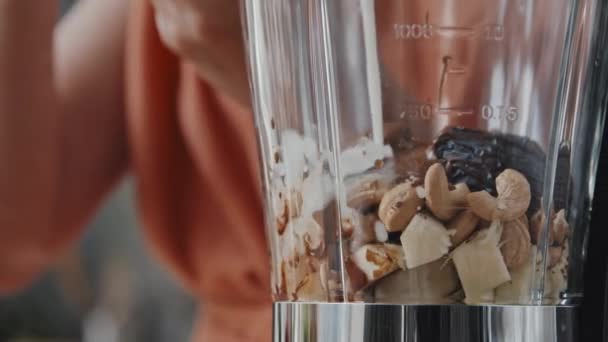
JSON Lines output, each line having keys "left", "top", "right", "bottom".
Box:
{"left": 0, "top": 0, "right": 269, "bottom": 341}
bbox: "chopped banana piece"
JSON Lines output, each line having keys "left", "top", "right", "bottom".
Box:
{"left": 374, "top": 259, "right": 460, "bottom": 304}
{"left": 400, "top": 213, "right": 452, "bottom": 269}
{"left": 452, "top": 221, "right": 511, "bottom": 304}
{"left": 464, "top": 289, "right": 495, "bottom": 305}
{"left": 495, "top": 246, "right": 536, "bottom": 304}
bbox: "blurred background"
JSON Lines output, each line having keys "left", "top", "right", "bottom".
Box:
{"left": 0, "top": 3, "right": 196, "bottom": 341}
{"left": 0, "top": 180, "right": 196, "bottom": 342}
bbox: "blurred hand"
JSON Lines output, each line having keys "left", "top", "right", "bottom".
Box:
{"left": 151, "top": 0, "right": 251, "bottom": 107}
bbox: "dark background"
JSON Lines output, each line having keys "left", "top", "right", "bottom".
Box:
{"left": 582, "top": 116, "right": 608, "bottom": 340}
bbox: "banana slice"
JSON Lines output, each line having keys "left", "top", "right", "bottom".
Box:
{"left": 452, "top": 221, "right": 511, "bottom": 304}
{"left": 496, "top": 242, "right": 569, "bottom": 304}
{"left": 374, "top": 259, "right": 460, "bottom": 304}
{"left": 400, "top": 213, "right": 452, "bottom": 269}
{"left": 495, "top": 246, "right": 536, "bottom": 304}
{"left": 346, "top": 169, "right": 397, "bottom": 211}
{"left": 464, "top": 290, "right": 495, "bottom": 305}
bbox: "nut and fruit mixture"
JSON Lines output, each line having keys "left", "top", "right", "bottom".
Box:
{"left": 270, "top": 127, "right": 569, "bottom": 304}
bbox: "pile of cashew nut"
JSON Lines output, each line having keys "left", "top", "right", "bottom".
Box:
{"left": 269, "top": 131, "right": 569, "bottom": 304}
{"left": 343, "top": 162, "right": 570, "bottom": 304}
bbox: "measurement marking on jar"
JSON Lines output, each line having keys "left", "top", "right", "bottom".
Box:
{"left": 394, "top": 24, "right": 504, "bottom": 41}
{"left": 481, "top": 105, "right": 519, "bottom": 121}
{"left": 398, "top": 104, "right": 520, "bottom": 122}
{"left": 483, "top": 24, "right": 505, "bottom": 41}
{"left": 437, "top": 107, "right": 475, "bottom": 117}
{"left": 447, "top": 66, "right": 467, "bottom": 75}
{"left": 437, "top": 26, "right": 476, "bottom": 38}
{"left": 394, "top": 23, "right": 434, "bottom": 40}
{"left": 399, "top": 103, "right": 434, "bottom": 120}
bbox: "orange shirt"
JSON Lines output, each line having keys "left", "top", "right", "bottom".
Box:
{"left": 126, "top": 1, "right": 271, "bottom": 341}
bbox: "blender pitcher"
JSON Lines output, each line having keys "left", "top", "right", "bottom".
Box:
{"left": 243, "top": 0, "right": 608, "bottom": 341}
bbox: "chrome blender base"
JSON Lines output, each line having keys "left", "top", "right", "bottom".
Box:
{"left": 273, "top": 302, "right": 579, "bottom": 342}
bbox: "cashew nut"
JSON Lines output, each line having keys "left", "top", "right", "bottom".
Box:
{"left": 347, "top": 244, "right": 404, "bottom": 291}
{"left": 274, "top": 188, "right": 303, "bottom": 235}
{"left": 280, "top": 256, "right": 328, "bottom": 302}
{"left": 280, "top": 217, "right": 325, "bottom": 261}
{"left": 529, "top": 209, "right": 553, "bottom": 246}
{"left": 467, "top": 169, "right": 531, "bottom": 221}
{"left": 529, "top": 208, "right": 568, "bottom": 247}
{"left": 447, "top": 210, "right": 480, "bottom": 247}
{"left": 552, "top": 209, "right": 569, "bottom": 246}
{"left": 500, "top": 216, "right": 532, "bottom": 270}
{"left": 424, "top": 163, "right": 470, "bottom": 221}
{"left": 378, "top": 181, "right": 424, "bottom": 232}
{"left": 346, "top": 171, "right": 396, "bottom": 210}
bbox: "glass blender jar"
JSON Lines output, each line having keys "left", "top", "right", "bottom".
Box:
{"left": 243, "top": 0, "right": 608, "bottom": 341}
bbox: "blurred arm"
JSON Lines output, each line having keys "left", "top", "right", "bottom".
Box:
{"left": 0, "top": 0, "right": 128, "bottom": 292}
